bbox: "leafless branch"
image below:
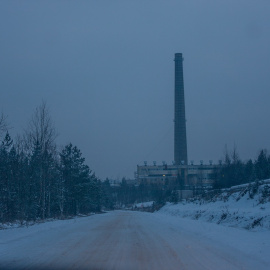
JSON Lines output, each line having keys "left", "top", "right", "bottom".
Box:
{"left": 24, "top": 101, "right": 57, "bottom": 153}
{"left": 0, "top": 111, "right": 8, "bottom": 136}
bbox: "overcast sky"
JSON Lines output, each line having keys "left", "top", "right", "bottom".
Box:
{"left": 0, "top": 1, "right": 270, "bottom": 179}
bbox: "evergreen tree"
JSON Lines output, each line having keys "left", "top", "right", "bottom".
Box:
{"left": 101, "top": 179, "right": 114, "bottom": 209}
{"left": 255, "top": 150, "right": 270, "bottom": 180}
{"left": 0, "top": 104, "right": 107, "bottom": 223}
{"left": 244, "top": 159, "right": 255, "bottom": 183}
{"left": 59, "top": 143, "right": 100, "bottom": 215}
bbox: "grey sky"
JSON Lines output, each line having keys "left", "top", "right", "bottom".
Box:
{"left": 0, "top": 1, "right": 270, "bottom": 179}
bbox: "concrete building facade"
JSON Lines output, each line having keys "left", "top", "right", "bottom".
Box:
{"left": 136, "top": 162, "right": 218, "bottom": 188}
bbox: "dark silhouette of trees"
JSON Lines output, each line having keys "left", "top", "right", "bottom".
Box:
{"left": 59, "top": 143, "right": 101, "bottom": 215}
{"left": 215, "top": 147, "right": 270, "bottom": 189}
{"left": 0, "top": 103, "right": 102, "bottom": 223}
{"left": 255, "top": 149, "right": 270, "bottom": 180}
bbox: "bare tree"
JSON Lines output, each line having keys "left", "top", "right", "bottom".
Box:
{"left": 25, "top": 101, "right": 57, "bottom": 153}
{"left": 24, "top": 101, "right": 57, "bottom": 219}
{"left": 0, "top": 112, "right": 8, "bottom": 138}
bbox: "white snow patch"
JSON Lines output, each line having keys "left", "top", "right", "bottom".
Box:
{"left": 158, "top": 180, "right": 270, "bottom": 231}
{"left": 134, "top": 201, "right": 154, "bottom": 208}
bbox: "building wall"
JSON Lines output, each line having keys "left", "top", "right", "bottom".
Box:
{"left": 137, "top": 164, "right": 218, "bottom": 187}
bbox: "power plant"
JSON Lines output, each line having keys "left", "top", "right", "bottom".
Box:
{"left": 136, "top": 53, "right": 217, "bottom": 190}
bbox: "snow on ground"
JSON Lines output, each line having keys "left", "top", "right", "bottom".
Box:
{"left": 153, "top": 210, "right": 270, "bottom": 269}
{"left": 158, "top": 180, "right": 270, "bottom": 231}
{"left": 1, "top": 181, "right": 270, "bottom": 268}
{"left": 1, "top": 211, "right": 270, "bottom": 269}
{"left": 134, "top": 201, "right": 154, "bottom": 208}
{"left": 0, "top": 214, "right": 94, "bottom": 230}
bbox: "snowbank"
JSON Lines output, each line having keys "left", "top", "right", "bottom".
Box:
{"left": 134, "top": 201, "right": 154, "bottom": 208}
{"left": 158, "top": 180, "right": 270, "bottom": 231}
{"left": 0, "top": 214, "right": 95, "bottom": 230}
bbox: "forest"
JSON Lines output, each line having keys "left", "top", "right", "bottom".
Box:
{"left": 215, "top": 147, "right": 270, "bottom": 188}
{"left": 0, "top": 102, "right": 104, "bottom": 223}
{"left": 1, "top": 103, "right": 270, "bottom": 223}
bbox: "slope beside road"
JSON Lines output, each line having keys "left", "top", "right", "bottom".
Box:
{"left": 0, "top": 211, "right": 269, "bottom": 270}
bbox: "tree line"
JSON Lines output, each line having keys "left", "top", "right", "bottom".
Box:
{"left": 101, "top": 177, "right": 183, "bottom": 209}
{"left": 0, "top": 102, "right": 105, "bottom": 223}
{"left": 214, "top": 146, "right": 270, "bottom": 189}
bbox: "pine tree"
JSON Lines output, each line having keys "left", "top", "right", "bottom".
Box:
{"left": 244, "top": 159, "right": 255, "bottom": 183}
{"left": 59, "top": 143, "right": 100, "bottom": 215}
{"left": 255, "top": 150, "right": 270, "bottom": 180}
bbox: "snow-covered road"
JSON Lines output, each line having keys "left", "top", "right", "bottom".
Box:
{"left": 1, "top": 211, "right": 269, "bottom": 269}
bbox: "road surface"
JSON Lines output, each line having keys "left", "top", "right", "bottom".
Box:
{"left": 0, "top": 211, "right": 268, "bottom": 270}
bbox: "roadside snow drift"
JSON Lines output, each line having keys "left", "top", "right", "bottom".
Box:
{"left": 158, "top": 180, "right": 270, "bottom": 231}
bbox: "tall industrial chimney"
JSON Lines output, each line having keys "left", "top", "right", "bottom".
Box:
{"left": 174, "top": 53, "right": 188, "bottom": 165}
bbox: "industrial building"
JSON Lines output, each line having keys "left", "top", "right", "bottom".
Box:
{"left": 136, "top": 161, "right": 218, "bottom": 188}
{"left": 136, "top": 53, "right": 217, "bottom": 188}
